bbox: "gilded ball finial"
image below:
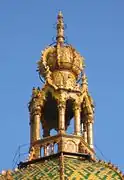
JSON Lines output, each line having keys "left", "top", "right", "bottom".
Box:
{"left": 58, "top": 11, "right": 63, "bottom": 18}
{"left": 56, "top": 11, "right": 64, "bottom": 45}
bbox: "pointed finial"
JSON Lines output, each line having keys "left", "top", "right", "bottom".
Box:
{"left": 56, "top": 11, "right": 64, "bottom": 45}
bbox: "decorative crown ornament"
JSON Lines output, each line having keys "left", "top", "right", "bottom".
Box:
{"left": 37, "top": 11, "right": 84, "bottom": 87}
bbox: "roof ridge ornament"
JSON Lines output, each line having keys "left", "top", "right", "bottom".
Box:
{"left": 56, "top": 11, "right": 65, "bottom": 45}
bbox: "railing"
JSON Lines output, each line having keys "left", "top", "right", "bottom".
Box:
{"left": 12, "top": 134, "right": 95, "bottom": 169}
{"left": 12, "top": 143, "right": 29, "bottom": 170}
{"left": 40, "top": 142, "right": 59, "bottom": 157}
{"left": 32, "top": 134, "right": 94, "bottom": 159}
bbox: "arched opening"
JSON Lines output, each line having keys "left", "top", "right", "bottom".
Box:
{"left": 54, "top": 143, "right": 58, "bottom": 154}
{"left": 40, "top": 147, "right": 44, "bottom": 157}
{"left": 43, "top": 92, "right": 59, "bottom": 133}
{"left": 66, "top": 118, "right": 74, "bottom": 134}
{"left": 65, "top": 99, "right": 74, "bottom": 134}
{"left": 40, "top": 123, "right": 43, "bottom": 138}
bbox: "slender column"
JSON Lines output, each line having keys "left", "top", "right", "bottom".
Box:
{"left": 87, "top": 116, "right": 94, "bottom": 149}
{"left": 30, "top": 106, "right": 41, "bottom": 158}
{"left": 73, "top": 102, "right": 81, "bottom": 135}
{"left": 33, "top": 114, "right": 41, "bottom": 140}
{"left": 30, "top": 107, "right": 41, "bottom": 143}
{"left": 58, "top": 101, "right": 66, "bottom": 134}
{"left": 83, "top": 121, "right": 87, "bottom": 143}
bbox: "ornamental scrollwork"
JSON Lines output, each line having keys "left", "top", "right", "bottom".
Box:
{"left": 32, "top": 87, "right": 41, "bottom": 98}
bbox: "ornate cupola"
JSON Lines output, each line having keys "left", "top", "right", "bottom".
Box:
{"left": 28, "top": 11, "right": 95, "bottom": 160}
{"left": 1, "top": 12, "right": 123, "bottom": 180}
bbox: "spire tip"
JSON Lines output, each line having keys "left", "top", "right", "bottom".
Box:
{"left": 58, "top": 11, "right": 63, "bottom": 18}
{"left": 56, "top": 11, "right": 64, "bottom": 45}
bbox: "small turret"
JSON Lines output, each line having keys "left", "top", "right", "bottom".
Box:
{"left": 29, "top": 12, "right": 95, "bottom": 160}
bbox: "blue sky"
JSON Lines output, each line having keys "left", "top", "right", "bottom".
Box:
{"left": 0, "top": 0, "right": 124, "bottom": 173}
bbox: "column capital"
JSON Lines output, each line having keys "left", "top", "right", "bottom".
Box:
{"left": 73, "top": 102, "right": 81, "bottom": 111}
{"left": 87, "top": 119, "right": 94, "bottom": 124}
{"left": 57, "top": 101, "right": 66, "bottom": 110}
{"left": 29, "top": 94, "right": 44, "bottom": 113}
{"left": 30, "top": 104, "right": 42, "bottom": 117}
{"left": 31, "top": 108, "right": 41, "bottom": 117}
{"left": 86, "top": 115, "right": 94, "bottom": 124}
